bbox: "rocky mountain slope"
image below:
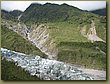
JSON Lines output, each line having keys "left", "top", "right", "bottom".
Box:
{"left": 1, "top": 23, "right": 47, "bottom": 57}
{"left": 28, "top": 24, "right": 58, "bottom": 59}
{"left": 1, "top": 3, "right": 107, "bottom": 80}
{"left": 80, "top": 20, "right": 105, "bottom": 43}
{"left": 1, "top": 19, "right": 58, "bottom": 59}
{"left": 19, "top": 3, "right": 106, "bottom": 41}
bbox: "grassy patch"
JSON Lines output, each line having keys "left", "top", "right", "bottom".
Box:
{"left": 1, "top": 25, "right": 47, "bottom": 58}
{"left": 46, "top": 22, "right": 89, "bottom": 44}
{"left": 57, "top": 42, "right": 106, "bottom": 70}
{"left": 1, "top": 58, "right": 41, "bottom": 80}
{"left": 44, "top": 21, "right": 106, "bottom": 70}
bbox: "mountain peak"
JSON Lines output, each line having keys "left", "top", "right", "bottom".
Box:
{"left": 20, "top": 3, "right": 83, "bottom": 23}
{"left": 31, "top": 3, "right": 42, "bottom": 6}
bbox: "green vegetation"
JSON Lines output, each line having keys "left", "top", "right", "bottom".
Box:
{"left": 21, "top": 3, "right": 82, "bottom": 24}
{"left": 1, "top": 25, "right": 47, "bottom": 58}
{"left": 40, "top": 19, "right": 105, "bottom": 42}
{"left": 10, "top": 10, "right": 22, "bottom": 17}
{"left": 1, "top": 9, "right": 22, "bottom": 22}
{"left": 91, "top": 8, "right": 106, "bottom": 16}
{"left": 45, "top": 22, "right": 106, "bottom": 70}
{"left": 1, "top": 58, "right": 41, "bottom": 80}
{"left": 1, "top": 25, "right": 46, "bottom": 80}
{"left": 1, "top": 10, "right": 15, "bottom": 21}
{"left": 46, "top": 22, "right": 89, "bottom": 44}
{"left": 1, "top": 3, "right": 106, "bottom": 72}
{"left": 20, "top": 3, "right": 106, "bottom": 41}
{"left": 57, "top": 42, "right": 106, "bottom": 70}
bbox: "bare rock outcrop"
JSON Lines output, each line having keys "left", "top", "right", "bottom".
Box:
{"left": 1, "top": 20, "right": 58, "bottom": 60}
{"left": 80, "top": 20, "right": 105, "bottom": 43}
{"left": 28, "top": 24, "right": 58, "bottom": 59}
{"left": 2, "top": 20, "right": 28, "bottom": 39}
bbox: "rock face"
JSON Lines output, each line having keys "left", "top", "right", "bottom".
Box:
{"left": 2, "top": 20, "right": 28, "bottom": 39}
{"left": 1, "top": 48, "right": 93, "bottom": 80}
{"left": 1, "top": 20, "right": 58, "bottom": 59}
{"left": 28, "top": 24, "right": 58, "bottom": 59}
{"left": 80, "top": 20, "right": 105, "bottom": 43}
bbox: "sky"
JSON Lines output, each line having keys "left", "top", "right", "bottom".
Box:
{"left": 1, "top": 1, "right": 106, "bottom": 11}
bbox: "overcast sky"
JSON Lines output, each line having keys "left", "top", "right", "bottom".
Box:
{"left": 1, "top": 1, "right": 106, "bottom": 11}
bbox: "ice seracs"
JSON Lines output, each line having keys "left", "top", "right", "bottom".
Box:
{"left": 1, "top": 48, "right": 93, "bottom": 80}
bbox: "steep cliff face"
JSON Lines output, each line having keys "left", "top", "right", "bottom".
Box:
{"left": 1, "top": 19, "right": 58, "bottom": 59}
{"left": 80, "top": 20, "right": 105, "bottom": 43}
{"left": 28, "top": 24, "right": 58, "bottom": 59}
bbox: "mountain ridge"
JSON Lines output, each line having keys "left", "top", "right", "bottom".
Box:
{"left": 1, "top": 3, "right": 107, "bottom": 80}
{"left": 1, "top": 2, "right": 106, "bottom": 70}
{"left": 90, "top": 8, "right": 106, "bottom": 16}
{"left": 20, "top": 3, "right": 85, "bottom": 24}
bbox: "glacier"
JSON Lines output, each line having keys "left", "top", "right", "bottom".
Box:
{"left": 1, "top": 48, "right": 93, "bottom": 80}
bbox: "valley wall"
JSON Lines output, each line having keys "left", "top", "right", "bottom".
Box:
{"left": 1, "top": 19, "right": 58, "bottom": 59}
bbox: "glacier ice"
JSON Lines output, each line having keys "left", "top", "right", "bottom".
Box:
{"left": 1, "top": 48, "right": 93, "bottom": 80}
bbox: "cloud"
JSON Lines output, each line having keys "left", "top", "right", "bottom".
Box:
{"left": 1, "top": 1, "right": 106, "bottom": 11}
{"left": 1, "top": 1, "right": 32, "bottom": 11}
{"left": 72, "top": 1, "right": 106, "bottom": 11}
